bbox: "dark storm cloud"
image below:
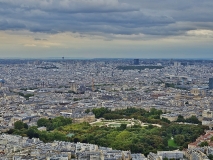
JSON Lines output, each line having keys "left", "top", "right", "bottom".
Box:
{"left": 0, "top": 19, "right": 26, "bottom": 30}
{"left": 0, "top": 0, "right": 213, "bottom": 37}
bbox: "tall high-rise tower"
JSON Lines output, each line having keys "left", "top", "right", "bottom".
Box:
{"left": 70, "top": 81, "right": 78, "bottom": 92}
{"left": 134, "top": 59, "right": 139, "bottom": 65}
{"left": 209, "top": 78, "right": 213, "bottom": 90}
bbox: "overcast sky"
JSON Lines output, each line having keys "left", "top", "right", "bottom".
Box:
{"left": 0, "top": 0, "right": 213, "bottom": 59}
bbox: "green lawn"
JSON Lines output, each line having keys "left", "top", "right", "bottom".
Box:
{"left": 66, "top": 133, "right": 75, "bottom": 138}
{"left": 116, "top": 121, "right": 131, "bottom": 124}
{"left": 109, "top": 124, "right": 121, "bottom": 127}
{"left": 168, "top": 139, "right": 178, "bottom": 147}
{"left": 92, "top": 122, "right": 105, "bottom": 126}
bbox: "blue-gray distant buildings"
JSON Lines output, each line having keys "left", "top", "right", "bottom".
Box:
{"left": 0, "top": 79, "right": 5, "bottom": 83}
{"left": 209, "top": 78, "right": 213, "bottom": 90}
{"left": 134, "top": 59, "right": 139, "bottom": 65}
{"left": 0, "top": 79, "right": 5, "bottom": 87}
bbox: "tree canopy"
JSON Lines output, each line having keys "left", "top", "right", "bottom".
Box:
{"left": 8, "top": 109, "right": 207, "bottom": 156}
{"left": 14, "top": 120, "right": 28, "bottom": 130}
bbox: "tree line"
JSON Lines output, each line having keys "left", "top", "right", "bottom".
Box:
{"left": 7, "top": 108, "right": 208, "bottom": 156}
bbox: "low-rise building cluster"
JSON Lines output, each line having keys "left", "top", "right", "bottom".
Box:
{"left": 1, "top": 59, "right": 213, "bottom": 159}
{"left": 0, "top": 134, "right": 133, "bottom": 160}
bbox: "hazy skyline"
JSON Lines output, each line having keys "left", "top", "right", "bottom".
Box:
{"left": 0, "top": 0, "right": 213, "bottom": 59}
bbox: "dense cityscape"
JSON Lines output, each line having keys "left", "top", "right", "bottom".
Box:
{"left": 0, "top": 58, "right": 213, "bottom": 159}
{"left": 1, "top": 0, "right": 213, "bottom": 159}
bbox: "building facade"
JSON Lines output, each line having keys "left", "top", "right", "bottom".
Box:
{"left": 209, "top": 78, "right": 213, "bottom": 90}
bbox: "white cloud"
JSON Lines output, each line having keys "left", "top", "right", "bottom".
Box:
{"left": 187, "top": 29, "right": 213, "bottom": 38}
{"left": 24, "top": 44, "right": 36, "bottom": 47}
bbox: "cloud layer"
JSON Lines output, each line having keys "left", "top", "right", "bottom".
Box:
{"left": 0, "top": 0, "right": 213, "bottom": 59}
{"left": 1, "top": 0, "right": 213, "bottom": 39}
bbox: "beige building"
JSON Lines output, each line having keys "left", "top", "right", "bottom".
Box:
{"left": 185, "top": 149, "right": 209, "bottom": 160}
{"left": 202, "top": 109, "right": 213, "bottom": 119}
{"left": 70, "top": 81, "right": 78, "bottom": 92}
{"left": 73, "top": 114, "right": 96, "bottom": 123}
{"left": 160, "top": 113, "right": 178, "bottom": 122}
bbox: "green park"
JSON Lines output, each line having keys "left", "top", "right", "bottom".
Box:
{"left": 7, "top": 107, "right": 207, "bottom": 156}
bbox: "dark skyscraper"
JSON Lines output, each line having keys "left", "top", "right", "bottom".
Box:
{"left": 209, "top": 78, "right": 213, "bottom": 90}
{"left": 134, "top": 59, "right": 139, "bottom": 65}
